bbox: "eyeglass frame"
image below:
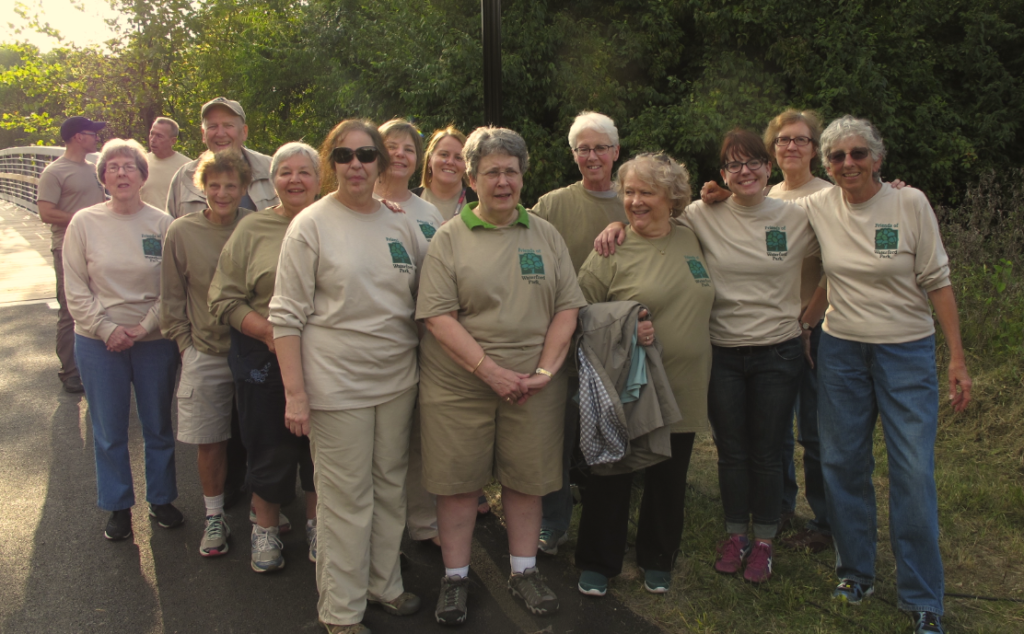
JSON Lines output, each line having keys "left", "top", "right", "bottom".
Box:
{"left": 332, "top": 146, "right": 379, "bottom": 165}
{"left": 572, "top": 144, "right": 614, "bottom": 157}
{"left": 721, "top": 158, "right": 767, "bottom": 174}
{"left": 104, "top": 162, "right": 139, "bottom": 174}
{"left": 826, "top": 148, "right": 872, "bottom": 164}
{"left": 774, "top": 136, "right": 813, "bottom": 148}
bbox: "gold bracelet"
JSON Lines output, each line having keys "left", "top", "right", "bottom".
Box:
{"left": 472, "top": 354, "right": 486, "bottom": 374}
{"left": 534, "top": 367, "right": 552, "bottom": 378}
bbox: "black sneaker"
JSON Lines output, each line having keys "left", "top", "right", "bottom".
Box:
{"left": 508, "top": 566, "right": 559, "bottom": 615}
{"left": 104, "top": 509, "right": 132, "bottom": 540}
{"left": 148, "top": 503, "right": 185, "bottom": 529}
{"left": 63, "top": 376, "right": 84, "bottom": 393}
{"left": 912, "top": 611, "right": 944, "bottom": 634}
{"left": 435, "top": 575, "right": 469, "bottom": 625}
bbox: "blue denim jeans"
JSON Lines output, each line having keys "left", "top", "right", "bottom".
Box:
{"left": 818, "top": 332, "right": 943, "bottom": 615}
{"left": 707, "top": 337, "right": 804, "bottom": 539}
{"left": 76, "top": 335, "right": 180, "bottom": 511}
{"left": 782, "top": 323, "right": 831, "bottom": 534}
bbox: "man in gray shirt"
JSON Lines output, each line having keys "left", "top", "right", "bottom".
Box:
{"left": 36, "top": 116, "right": 107, "bottom": 393}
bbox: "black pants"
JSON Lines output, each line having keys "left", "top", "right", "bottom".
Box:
{"left": 229, "top": 329, "right": 314, "bottom": 504}
{"left": 575, "top": 432, "right": 696, "bottom": 577}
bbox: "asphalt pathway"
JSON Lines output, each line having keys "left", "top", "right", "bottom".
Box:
{"left": 0, "top": 303, "right": 660, "bottom": 634}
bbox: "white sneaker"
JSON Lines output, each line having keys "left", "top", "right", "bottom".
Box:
{"left": 199, "top": 514, "right": 230, "bottom": 557}
{"left": 306, "top": 520, "right": 318, "bottom": 563}
{"left": 250, "top": 525, "right": 285, "bottom": 573}
{"left": 249, "top": 505, "right": 292, "bottom": 535}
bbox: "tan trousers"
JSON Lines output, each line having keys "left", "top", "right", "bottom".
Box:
{"left": 52, "top": 249, "right": 78, "bottom": 381}
{"left": 406, "top": 408, "right": 438, "bottom": 541}
{"left": 309, "top": 385, "right": 416, "bottom": 626}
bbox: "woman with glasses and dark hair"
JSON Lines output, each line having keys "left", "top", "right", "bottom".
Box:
{"left": 797, "top": 115, "right": 971, "bottom": 634}
{"left": 270, "top": 119, "right": 428, "bottom": 634}
{"left": 595, "top": 129, "right": 820, "bottom": 584}
{"left": 63, "top": 138, "right": 181, "bottom": 540}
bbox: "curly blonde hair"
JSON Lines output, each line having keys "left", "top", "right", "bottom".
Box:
{"left": 615, "top": 153, "right": 691, "bottom": 217}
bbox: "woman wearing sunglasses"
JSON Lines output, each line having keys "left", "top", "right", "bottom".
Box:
{"left": 595, "top": 129, "right": 820, "bottom": 584}
{"left": 270, "top": 119, "right": 428, "bottom": 634}
{"left": 797, "top": 115, "right": 971, "bottom": 634}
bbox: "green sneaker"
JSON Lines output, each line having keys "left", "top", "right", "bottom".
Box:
{"left": 538, "top": 528, "right": 568, "bottom": 556}
{"left": 641, "top": 568, "right": 670, "bottom": 594}
{"left": 577, "top": 571, "right": 608, "bottom": 596}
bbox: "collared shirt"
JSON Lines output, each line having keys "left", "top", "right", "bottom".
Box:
{"left": 460, "top": 202, "right": 530, "bottom": 230}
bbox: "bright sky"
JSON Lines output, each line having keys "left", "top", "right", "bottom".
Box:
{"left": 1, "top": 0, "right": 121, "bottom": 51}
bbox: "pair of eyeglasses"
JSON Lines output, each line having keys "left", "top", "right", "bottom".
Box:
{"left": 827, "top": 148, "right": 871, "bottom": 164}
{"left": 105, "top": 163, "right": 138, "bottom": 174}
{"left": 480, "top": 168, "right": 521, "bottom": 181}
{"left": 573, "top": 145, "right": 613, "bottom": 157}
{"left": 722, "top": 158, "right": 765, "bottom": 173}
{"left": 774, "top": 136, "right": 812, "bottom": 147}
{"left": 332, "top": 146, "right": 379, "bottom": 164}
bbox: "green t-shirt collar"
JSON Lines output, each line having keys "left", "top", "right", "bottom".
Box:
{"left": 460, "top": 202, "right": 530, "bottom": 230}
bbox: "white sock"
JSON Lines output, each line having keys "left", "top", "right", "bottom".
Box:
{"left": 204, "top": 494, "right": 224, "bottom": 518}
{"left": 510, "top": 555, "right": 535, "bottom": 574}
{"left": 445, "top": 565, "right": 469, "bottom": 579}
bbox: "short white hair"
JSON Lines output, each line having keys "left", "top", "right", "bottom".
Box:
{"left": 271, "top": 142, "right": 321, "bottom": 181}
{"left": 567, "top": 111, "right": 619, "bottom": 149}
{"left": 820, "top": 115, "right": 886, "bottom": 183}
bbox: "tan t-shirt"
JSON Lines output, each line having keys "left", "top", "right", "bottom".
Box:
{"left": 677, "top": 197, "right": 819, "bottom": 346}
{"left": 800, "top": 185, "right": 950, "bottom": 344}
{"left": 578, "top": 225, "right": 714, "bottom": 433}
{"left": 768, "top": 177, "right": 832, "bottom": 309}
{"left": 62, "top": 202, "right": 173, "bottom": 343}
{"left": 37, "top": 156, "right": 106, "bottom": 250}
{"left": 421, "top": 187, "right": 470, "bottom": 220}
{"left": 374, "top": 193, "right": 445, "bottom": 242}
{"left": 160, "top": 209, "right": 252, "bottom": 356}
{"left": 531, "top": 181, "right": 627, "bottom": 274}
{"left": 140, "top": 151, "right": 191, "bottom": 211}
{"left": 416, "top": 204, "right": 587, "bottom": 393}
{"left": 269, "top": 196, "right": 427, "bottom": 410}
{"left": 209, "top": 208, "right": 291, "bottom": 330}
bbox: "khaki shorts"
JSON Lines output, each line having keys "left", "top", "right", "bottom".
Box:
{"left": 176, "top": 346, "right": 234, "bottom": 444}
{"left": 419, "top": 370, "right": 567, "bottom": 497}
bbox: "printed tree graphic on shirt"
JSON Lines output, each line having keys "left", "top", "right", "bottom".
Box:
{"left": 142, "top": 237, "right": 162, "bottom": 257}
{"left": 875, "top": 228, "right": 899, "bottom": 250}
{"left": 520, "top": 252, "right": 545, "bottom": 275}
{"left": 418, "top": 221, "right": 437, "bottom": 240}
{"left": 389, "top": 241, "right": 412, "bottom": 264}
{"left": 765, "top": 230, "right": 787, "bottom": 252}
{"left": 688, "top": 259, "right": 709, "bottom": 281}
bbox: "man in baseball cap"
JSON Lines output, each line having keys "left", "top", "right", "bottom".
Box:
{"left": 37, "top": 116, "right": 108, "bottom": 392}
{"left": 164, "top": 96, "right": 278, "bottom": 218}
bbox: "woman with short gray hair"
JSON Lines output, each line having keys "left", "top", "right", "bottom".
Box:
{"left": 209, "top": 141, "right": 321, "bottom": 573}
{"left": 799, "top": 114, "right": 970, "bottom": 634}
{"left": 416, "top": 126, "right": 586, "bottom": 624}
{"left": 63, "top": 138, "right": 182, "bottom": 540}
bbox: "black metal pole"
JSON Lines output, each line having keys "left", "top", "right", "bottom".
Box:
{"left": 481, "top": 0, "right": 501, "bottom": 127}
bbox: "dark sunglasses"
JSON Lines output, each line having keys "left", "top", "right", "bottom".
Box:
{"left": 332, "top": 146, "right": 379, "bottom": 164}
{"left": 827, "top": 148, "right": 871, "bottom": 164}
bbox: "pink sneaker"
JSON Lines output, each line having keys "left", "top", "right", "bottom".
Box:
{"left": 714, "top": 535, "right": 750, "bottom": 574}
{"left": 743, "top": 540, "right": 773, "bottom": 583}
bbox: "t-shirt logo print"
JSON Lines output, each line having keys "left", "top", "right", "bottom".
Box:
{"left": 687, "top": 259, "right": 709, "bottom": 281}
{"left": 417, "top": 221, "right": 437, "bottom": 241}
{"left": 142, "top": 236, "right": 162, "bottom": 257}
{"left": 765, "top": 229, "right": 788, "bottom": 253}
{"left": 519, "top": 252, "right": 545, "bottom": 275}
{"left": 875, "top": 228, "right": 899, "bottom": 250}
{"left": 388, "top": 240, "right": 412, "bottom": 264}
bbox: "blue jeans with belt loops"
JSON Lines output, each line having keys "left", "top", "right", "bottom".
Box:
{"left": 707, "top": 336, "right": 804, "bottom": 540}
{"left": 818, "top": 332, "right": 944, "bottom": 615}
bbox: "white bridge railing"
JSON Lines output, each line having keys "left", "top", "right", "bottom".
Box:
{"left": 0, "top": 146, "right": 65, "bottom": 214}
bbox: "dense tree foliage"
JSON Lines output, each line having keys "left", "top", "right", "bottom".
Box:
{"left": 2, "top": 0, "right": 1023, "bottom": 205}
